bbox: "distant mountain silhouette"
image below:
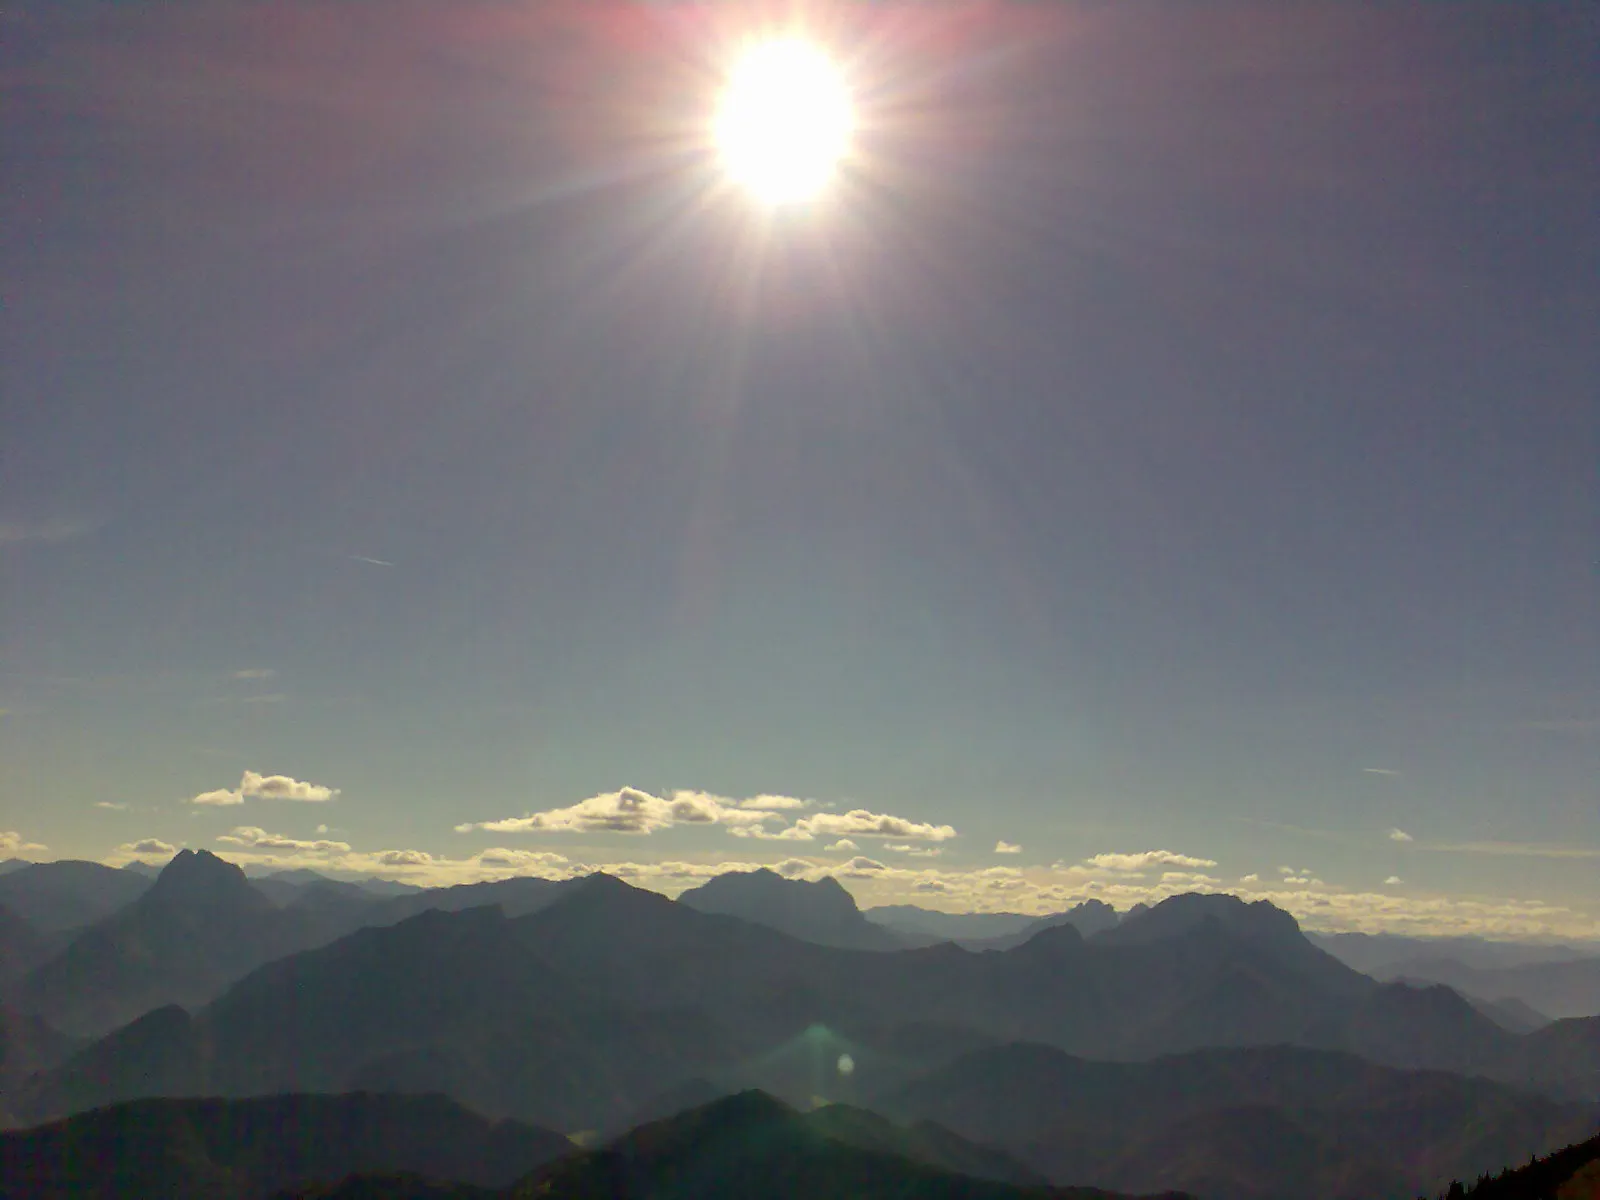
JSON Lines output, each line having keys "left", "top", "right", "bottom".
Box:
{"left": 0, "top": 860, "right": 151, "bottom": 932}
{"left": 867, "top": 906, "right": 1038, "bottom": 942}
{"left": 368, "top": 874, "right": 564, "bottom": 925}
{"left": 1312, "top": 932, "right": 1593, "bottom": 976}
{"left": 677, "top": 868, "right": 904, "bottom": 950}
{"left": 876, "top": 1042, "right": 1600, "bottom": 1200}
{"left": 0, "top": 859, "right": 35, "bottom": 877}
{"left": 16, "top": 850, "right": 355, "bottom": 1036}
{"left": 19, "top": 881, "right": 1599, "bottom": 1136}
{"left": 1507, "top": 1015, "right": 1600, "bottom": 1101}
{"left": 512, "top": 1090, "right": 1191, "bottom": 1200}
{"left": 0, "top": 1092, "right": 571, "bottom": 1199}
{"left": 1377, "top": 955, "right": 1600, "bottom": 1022}
{"left": 871, "top": 903, "right": 1125, "bottom": 951}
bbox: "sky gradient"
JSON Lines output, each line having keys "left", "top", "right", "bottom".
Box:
{"left": 3, "top": 1, "right": 1596, "bottom": 937}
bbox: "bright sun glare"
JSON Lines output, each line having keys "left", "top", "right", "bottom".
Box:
{"left": 715, "top": 40, "right": 853, "bottom": 205}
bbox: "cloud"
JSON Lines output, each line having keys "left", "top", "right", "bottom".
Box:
{"left": 838, "top": 856, "right": 889, "bottom": 877}
{"left": 456, "top": 790, "right": 953, "bottom": 846}
{"left": 127, "top": 838, "right": 176, "bottom": 856}
{"left": 1388, "top": 828, "right": 1414, "bottom": 842}
{"left": 455, "top": 787, "right": 780, "bottom": 836}
{"left": 994, "top": 841, "right": 1022, "bottom": 855}
{"left": 1161, "top": 872, "right": 1221, "bottom": 885}
{"left": 1083, "top": 850, "right": 1218, "bottom": 873}
{"left": 190, "top": 770, "right": 340, "bottom": 807}
{"left": 375, "top": 849, "right": 432, "bottom": 866}
{"left": 737, "top": 794, "right": 810, "bottom": 811}
{"left": 241, "top": 771, "right": 338, "bottom": 802}
{"left": 0, "top": 831, "right": 47, "bottom": 855}
{"left": 230, "top": 668, "right": 277, "bottom": 680}
{"left": 0, "top": 515, "right": 101, "bottom": 546}
{"left": 349, "top": 555, "right": 394, "bottom": 567}
{"left": 768, "top": 809, "right": 958, "bottom": 843}
{"left": 1385, "top": 876, "right": 1403, "bottom": 885}
{"left": 1239, "top": 873, "right": 1260, "bottom": 883}
{"left": 825, "top": 839, "right": 858, "bottom": 852}
{"left": 216, "top": 826, "right": 352, "bottom": 854}
{"left": 475, "top": 848, "right": 570, "bottom": 870}
{"left": 1363, "top": 768, "right": 1401, "bottom": 776}
{"left": 191, "top": 788, "right": 246, "bottom": 807}
{"left": 94, "top": 801, "right": 129, "bottom": 811}
{"left": 883, "top": 843, "right": 943, "bottom": 858}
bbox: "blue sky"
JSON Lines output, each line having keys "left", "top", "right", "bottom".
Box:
{"left": 2, "top": 2, "right": 1596, "bottom": 937}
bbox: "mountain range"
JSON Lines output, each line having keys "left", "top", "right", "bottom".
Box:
{"left": 5, "top": 852, "right": 1599, "bottom": 1200}
{"left": 874, "top": 1041, "right": 1600, "bottom": 1200}
{"left": 677, "top": 868, "right": 904, "bottom": 950}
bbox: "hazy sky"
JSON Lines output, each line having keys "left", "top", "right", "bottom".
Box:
{"left": 3, "top": 2, "right": 1596, "bottom": 936}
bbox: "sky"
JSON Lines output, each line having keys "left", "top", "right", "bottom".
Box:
{"left": 2, "top": 2, "right": 1596, "bottom": 938}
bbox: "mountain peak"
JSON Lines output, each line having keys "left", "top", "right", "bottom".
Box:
{"left": 144, "top": 848, "right": 270, "bottom": 912}
{"left": 676, "top": 869, "right": 901, "bottom": 951}
{"left": 1097, "top": 892, "right": 1300, "bottom": 947}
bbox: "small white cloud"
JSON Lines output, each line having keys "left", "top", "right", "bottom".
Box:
{"left": 230, "top": 668, "right": 277, "bottom": 680}
{"left": 1085, "top": 850, "right": 1217, "bottom": 873}
{"left": 779, "top": 809, "right": 958, "bottom": 843}
{"left": 109, "top": 838, "right": 174, "bottom": 859}
{"left": 1239, "top": 873, "right": 1260, "bottom": 883}
{"left": 190, "top": 770, "right": 340, "bottom": 807}
{"left": 994, "top": 841, "right": 1023, "bottom": 855}
{"left": 375, "top": 849, "right": 431, "bottom": 866}
{"left": 1363, "top": 768, "right": 1401, "bottom": 776}
{"left": 774, "top": 858, "right": 818, "bottom": 878}
{"left": 94, "top": 801, "right": 129, "bottom": 811}
{"left": 1385, "top": 875, "right": 1403, "bottom": 885}
{"left": 836, "top": 856, "right": 889, "bottom": 878}
{"left": 457, "top": 787, "right": 779, "bottom": 837}
{"left": 825, "top": 839, "right": 858, "bottom": 852}
{"left": 1388, "top": 828, "right": 1414, "bottom": 842}
{"left": 216, "top": 826, "right": 351, "bottom": 854}
{"left": 0, "top": 830, "right": 47, "bottom": 855}
{"left": 191, "top": 788, "right": 246, "bottom": 807}
{"left": 738, "top": 794, "right": 810, "bottom": 811}
{"left": 315, "top": 824, "right": 329, "bottom": 834}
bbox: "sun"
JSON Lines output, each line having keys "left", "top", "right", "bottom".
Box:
{"left": 714, "top": 39, "right": 853, "bottom": 205}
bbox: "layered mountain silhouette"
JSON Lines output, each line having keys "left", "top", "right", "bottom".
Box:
{"left": 867, "top": 905, "right": 1038, "bottom": 942}
{"left": 0, "top": 860, "right": 151, "bottom": 933}
{"left": 676, "top": 867, "right": 904, "bottom": 950}
{"left": 16, "top": 877, "right": 1600, "bottom": 1148}
{"left": 16, "top": 850, "right": 358, "bottom": 1036}
{"left": 875, "top": 1041, "right": 1600, "bottom": 1200}
{"left": 0, "top": 1092, "right": 572, "bottom": 1199}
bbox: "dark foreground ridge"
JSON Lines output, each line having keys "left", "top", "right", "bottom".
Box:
{"left": 0, "top": 1090, "right": 1192, "bottom": 1200}
{"left": 0, "top": 1092, "right": 573, "bottom": 1199}
{"left": 1421, "top": 1126, "right": 1600, "bottom": 1199}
